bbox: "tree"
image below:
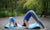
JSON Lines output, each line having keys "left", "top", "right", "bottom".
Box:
{"left": 40, "top": 0, "right": 48, "bottom": 17}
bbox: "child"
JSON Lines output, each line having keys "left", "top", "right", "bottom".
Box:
{"left": 9, "top": 17, "right": 17, "bottom": 27}
{"left": 22, "top": 10, "right": 46, "bottom": 30}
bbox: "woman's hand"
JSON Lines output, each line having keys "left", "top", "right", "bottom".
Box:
{"left": 26, "top": 26, "right": 28, "bottom": 29}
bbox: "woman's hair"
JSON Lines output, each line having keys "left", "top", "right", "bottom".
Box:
{"left": 22, "top": 23, "right": 26, "bottom": 26}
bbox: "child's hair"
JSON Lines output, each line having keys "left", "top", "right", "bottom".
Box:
{"left": 14, "top": 23, "right": 17, "bottom": 27}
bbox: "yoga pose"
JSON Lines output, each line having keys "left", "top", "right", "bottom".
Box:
{"left": 22, "top": 10, "right": 45, "bottom": 30}
{"left": 9, "top": 17, "right": 17, "bottom": 27}
{"left": 9, "top": 10, "right": 45, "bottom": 30}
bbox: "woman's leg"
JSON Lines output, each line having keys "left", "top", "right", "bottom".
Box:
{"left": 29, "top": 10, "right": 45, "bottom": 28}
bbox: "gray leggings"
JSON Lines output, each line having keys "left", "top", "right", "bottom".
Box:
{"left": 31, "top": 10, "right": 45, "bottom": 28}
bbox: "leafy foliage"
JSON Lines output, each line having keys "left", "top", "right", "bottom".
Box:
{"left": 0, "top": 0, "right": 50, "bottom": 17}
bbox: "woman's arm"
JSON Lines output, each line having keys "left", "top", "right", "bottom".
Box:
{"left": 24, "top": 20, "right": 28, "bottom": 28}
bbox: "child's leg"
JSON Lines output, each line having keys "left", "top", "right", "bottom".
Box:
{"left": 30, "top": 10, "right": 45, "bottom": 28}
{"left": 9, "top": 17, "right": 12, "bottom": 26}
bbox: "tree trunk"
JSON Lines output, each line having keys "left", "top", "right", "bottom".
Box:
{"left": 44, "top": 0, "right": 48, "bottom": 17}
{"left": 40, "top": 0, "right": 46, "bottom": 17}
{"left": 15, "top": 0, "right": 17, "bottom": 9}
{"left": 11, "top": 0, "right": 13, "bottom": 16}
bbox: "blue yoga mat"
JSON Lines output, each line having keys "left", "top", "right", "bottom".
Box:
{"left": 4, "top": 23, "right": 40, "bottom": 29}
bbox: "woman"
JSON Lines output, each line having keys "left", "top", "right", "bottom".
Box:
{"left": 22, "top": 10, "right": 46, "bottom": 30}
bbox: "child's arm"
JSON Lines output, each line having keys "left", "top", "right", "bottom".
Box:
{"left": 13, "top": 21, "right": 15, "bottom": 25}
{"left": 24, "top": 20, "right": 28, "bottom": 28}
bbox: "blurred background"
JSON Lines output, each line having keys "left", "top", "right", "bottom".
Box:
{"left": 0, "top": 0, "right": 50, "bottom": 30}
{"left": 0, "top": 0, "right": 50, "bottom": 17}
